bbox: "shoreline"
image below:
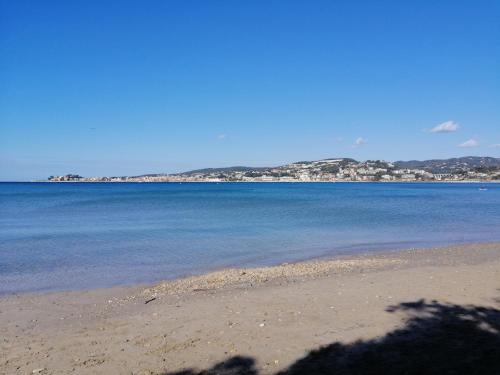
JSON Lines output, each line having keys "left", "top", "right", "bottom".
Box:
{"left": 5, "top": 180, "right": 500, "bottom": 183}
{"left": 141, "top": 241, "right": 500, "bottom": 298}
{"left": 3, "top": 240, "right": 499, "bottom": 298}
{"left": 3, "top": 240, "right": 500, "bottom": 299}
{"left": 2, "top": 242, "right": 500, "bottom": 374}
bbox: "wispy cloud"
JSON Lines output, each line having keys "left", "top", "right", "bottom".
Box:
{"left": 353, "top": 137, "right": 367, "bottom": 147}
{"left": 430, "top": 120, "right": 459, "bottom": 133}
{"left": 489, "top": 143, "right": 500, "bottom": 148}
{"left": 458, "top": 138, "right": 479, "bottom": 148}
{"left": 217, "top": 134, "right": 226, "bottom": 140}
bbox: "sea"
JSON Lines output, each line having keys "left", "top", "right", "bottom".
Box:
{"left": 1, "top": 182, "right": 499, "bottom": 294}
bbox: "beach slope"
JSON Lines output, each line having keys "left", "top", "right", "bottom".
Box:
{"left": 2, "top": 242, "right": 500, "bottom": 374}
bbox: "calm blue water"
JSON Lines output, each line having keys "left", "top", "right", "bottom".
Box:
{"left": 1, "top": 182, "right": 499, "bottom": 294}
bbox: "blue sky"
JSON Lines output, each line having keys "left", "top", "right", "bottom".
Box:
{"left": 1, "top": 0, "right": 499, "bottom": 180}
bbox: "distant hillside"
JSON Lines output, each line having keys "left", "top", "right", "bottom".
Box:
{"left": 179, "top": 159, "right": 360, "bottom": 175}
{"left": 180, "top": 157, "right": 500, "bottom": 175}
{"left": 394, "top": 156, "right": 500, "bottom": 173}
{"left": 49, "top": 156, "right": 500, "bottom": 182}
{"left": 179, "top": 166, "right": 270, "bottom": 176}
{"left": 291, "top": 158, "right": 358, "bottom": 165}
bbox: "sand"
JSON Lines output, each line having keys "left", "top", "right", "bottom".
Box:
{"left": 1, "top": 242, "right": 500, "bottom": 374}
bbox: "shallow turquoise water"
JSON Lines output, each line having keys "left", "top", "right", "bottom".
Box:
{"left": 1, "top": 182, "right": 499, "bottom": 294}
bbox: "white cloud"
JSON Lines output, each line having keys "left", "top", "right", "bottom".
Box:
{"left": 489, "top": 143, "right": 500, "bottom": 148}
{"left": 430, "top": 120, "right": 459, "bottom": 133}
{"left": 217, "top": 134, "right": 226, "bottom": 140}
{"left": 353, "top": 137, "right": 367, "bottom": 147}
{"left": 458, "top": 138, "right": 479, "bottom": 148}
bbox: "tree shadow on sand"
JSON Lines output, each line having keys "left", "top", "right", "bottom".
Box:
{"left": 166, "top": 298, "right": 500, "bottom": 375}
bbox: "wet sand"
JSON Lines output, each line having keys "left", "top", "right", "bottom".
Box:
{"left": 1, "top": 242, "right": 500, "bottom": 374}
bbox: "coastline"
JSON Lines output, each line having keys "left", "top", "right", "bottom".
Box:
{"left": 17, "top": 180, "right": 500, "bottom": 183}
{"left": 3, "top": 240, "right": 499, "bottom": 297}
{"left": 2, "top": 242, "right": 500, "bottom": 374}
{"left": 140, "top": 241, "right": 500, "bottom": 297}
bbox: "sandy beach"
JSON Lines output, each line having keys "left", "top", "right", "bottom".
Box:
{"left": 2, "top": 242, "right": 500, "bottom": 374}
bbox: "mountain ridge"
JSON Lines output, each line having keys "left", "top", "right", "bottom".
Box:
{"left": 47, "top": 156, "right": 500, "bottom": 182}
{"left": 393, "top": 156, "right": 500, "bottom": 173}
{"left": 178, "top": 156, "right": 500, "bottom": 176}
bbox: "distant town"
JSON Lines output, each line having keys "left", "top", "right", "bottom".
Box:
{"left": 48, "top": 156, "right": 500, "bottom": 183}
